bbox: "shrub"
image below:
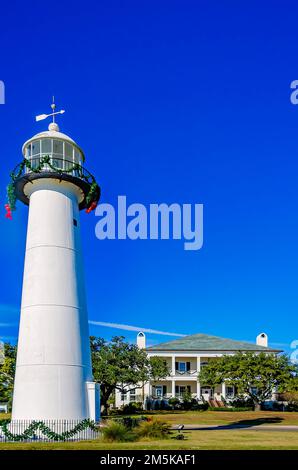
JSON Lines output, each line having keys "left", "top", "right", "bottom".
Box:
{"left": 168, "top": 397, "right": 180, "bottom": 409}
{"left": 160, "top": 399, "right": 170, "bottom": 410}
{"left": 208, "top": 406, "right": 253, "bottom": 412}
{"left": 122, "top": 401, "right": 143, "bottom": 415}
{"left": 193, "top": 402, "right": 209, "bottom": 411}
{"left": 279, "top": 393, "right": 298, "bottom": 412}
{"left": 115, "top": 416, "right": 148, "bottom": 429}
{"left": 136, "top": 419, "right": 171, "bottom": 440}
{"left": 101, "top": 420, "right": 136, "bottom": 442}
{"left": 229, "top": 397, "right": 254, "bottom": 409}
{"left": 287, "top": 402, "right": 298, "bottom": 412}
{"left": 181, "top": 391, "right": 193, "bottom": 410}
{"left": 153, "top": 400, "right": 160, "bottom": 411}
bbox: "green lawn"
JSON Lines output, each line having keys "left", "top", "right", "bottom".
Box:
{"left": 109, "top": 410, "right": 298, "bottom": 426}
{"left": 0, "top": 430, "right": 298, "bottom": 450}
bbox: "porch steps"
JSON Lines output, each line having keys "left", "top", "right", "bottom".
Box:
{"left": 216, "top": 399, "right": 225, "bottom": 407}
{"left": 208, "top": 399, "right": 225, "bottom": 408}
{"left": 208, "top": 399, "right": 218, "bottom": 407}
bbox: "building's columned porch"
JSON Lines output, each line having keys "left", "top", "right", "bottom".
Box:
{"left": 150, "top": 380, "right": 235, "bottom": 401}
{"left": 155, "top": 354, "right": 232, "bottom": 380}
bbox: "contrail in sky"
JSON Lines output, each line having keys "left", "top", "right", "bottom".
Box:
{"left": 89, "top": 320, "right": 186, "bottom": 337}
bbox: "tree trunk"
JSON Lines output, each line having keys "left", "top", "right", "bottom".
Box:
{"left": 100, "top": 393, "right": 109, "bottom": 416}
{"left": 101, "top": 402, "right": 109, "bottom": 416}
{"left": 100, "top": 386, "right": 114, "bottom": 416}
{"left": 254, "top": 402, "right": 261, "bottom": 411}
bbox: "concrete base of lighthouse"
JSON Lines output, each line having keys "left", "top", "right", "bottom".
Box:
{"left": 11, "top": 178, "right": 100, "bottom": 422}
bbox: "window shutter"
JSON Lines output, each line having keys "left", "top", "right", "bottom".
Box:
{"left": 187, "top": 385, "right": 191, "bottom": 393}
{"left": 175, "top": 385, "right": 179, "bottom": 394}
{"left": 175, "top": 362, "right": 178, "bottom": 371}
{"left": 186, "top": 362, "right": 190, "bottom": 371}
{"left": 163, "top": 385, "right": 167, "bottom": 396}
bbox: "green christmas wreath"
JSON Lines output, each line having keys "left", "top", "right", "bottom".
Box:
{"left": 0, "top": 419, "right": 99, "bottom": 441}
{"left": 6, "top": 156, "right": 100, "bottom": 212}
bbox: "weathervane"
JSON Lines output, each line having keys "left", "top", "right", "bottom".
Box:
{"left": 35, "top": 96, "right": 65, "bottom": 123}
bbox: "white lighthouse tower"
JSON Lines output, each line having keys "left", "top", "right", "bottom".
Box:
{"left": 11, "top": 103, "right": 100, "bottom": 422}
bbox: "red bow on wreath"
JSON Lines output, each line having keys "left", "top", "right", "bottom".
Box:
{"left": 85, "top": 201, "right": 97, "bottom": 214}
{"left": 5, "top": 204, "right": 12, "bottom": 220}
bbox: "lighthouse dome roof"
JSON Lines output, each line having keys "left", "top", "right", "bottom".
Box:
{"left": 22, "top": 122, "right": 85, "bottom": 161}
{"left": 26, "top": 129, "right": 75, "bottom": 143}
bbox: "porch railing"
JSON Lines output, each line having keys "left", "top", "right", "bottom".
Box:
{"left": 173, "top": 369, "right": 198, "bottom": 376}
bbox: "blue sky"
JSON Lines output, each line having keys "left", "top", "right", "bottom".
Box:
{"left": 0, "top": 0, "right": 297, "bottom": 353}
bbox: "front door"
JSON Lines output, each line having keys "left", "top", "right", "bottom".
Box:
{"left": 201, "top": 387, "right": 213, "bottom": 401}
{"left": 155, "top": 386, "right": 163, "bottom": 398}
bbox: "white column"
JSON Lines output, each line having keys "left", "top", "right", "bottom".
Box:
{"left": 171, "top": 380, "right": 175, "bottom": 397}
{"left": 143, "top": 382, "right": 150, "bottom": 399}
{"left": 172, "top": 356, "right": 176, "bottom": 376}
{"left": 197, "top": 356, "right": 201, "bottom": 399}
{"left": 222, "top": 382, "right": 226, "bottom": 400}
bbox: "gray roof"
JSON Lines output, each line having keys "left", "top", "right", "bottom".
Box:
{"left": 146, "top": 333, "right": 281, "bottom": 352}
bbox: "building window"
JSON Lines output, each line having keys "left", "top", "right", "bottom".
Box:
{"left": 121, "top": 391, "right": 127, "bottom": 401}
{"left": 175, "top": 361, "right": 191, "bottom": 373}
{"left": 175, "top": 385, "right": 191, "bottom": 397}
{"left": 226, "top": 386, "right": 234, "bottom": 398}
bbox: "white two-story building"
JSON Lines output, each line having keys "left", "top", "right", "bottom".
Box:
{"left": 115, "top": 331, "right": 281, "bottom": 408}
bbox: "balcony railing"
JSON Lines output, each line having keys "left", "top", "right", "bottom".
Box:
{"left": 172, "top": 369, "right": 198, "bottom": 376}
{"left": 12, "top": 156, "right": 96, "bottom": 186}
{"left": 9, "top": 156, "right": 100, "bottom": 212}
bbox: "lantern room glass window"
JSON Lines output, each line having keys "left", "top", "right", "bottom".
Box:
{"left": 41, "top": 139, "right": 52, "bottom": 154}
{"left": 65, "top": 142, "right": 73, "bottom": 159}
{"left": 24, "top": 138, "right": 83, "bottom": 174}
{"left": 25, "top": 144, "right": 32, "bottom": 158}
{"left": 53, "top": 140, "right": 63, "bottom": 155}
{"left": 31, "top": 141, "right": 40, "bottom": 156}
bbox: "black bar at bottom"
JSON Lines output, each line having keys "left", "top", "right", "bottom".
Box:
{"left": 0, "top": 450, "right": 297, "bottom": 465}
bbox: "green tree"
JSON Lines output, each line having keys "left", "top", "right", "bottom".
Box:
{"left": 90, "top": 336, "right": 169, "bottom": 415}
{"left": 198, "top": 352, "right": 298, "bottom": 411}
{"left": 0, "top": 343, "right": 17, "bottom": 409}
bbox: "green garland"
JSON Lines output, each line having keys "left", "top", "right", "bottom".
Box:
{"left": 0, "top": 419, "right": 99, "bottom": 442}
{"left": 7, "top": 156, "right": 100, "bottom": 212}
